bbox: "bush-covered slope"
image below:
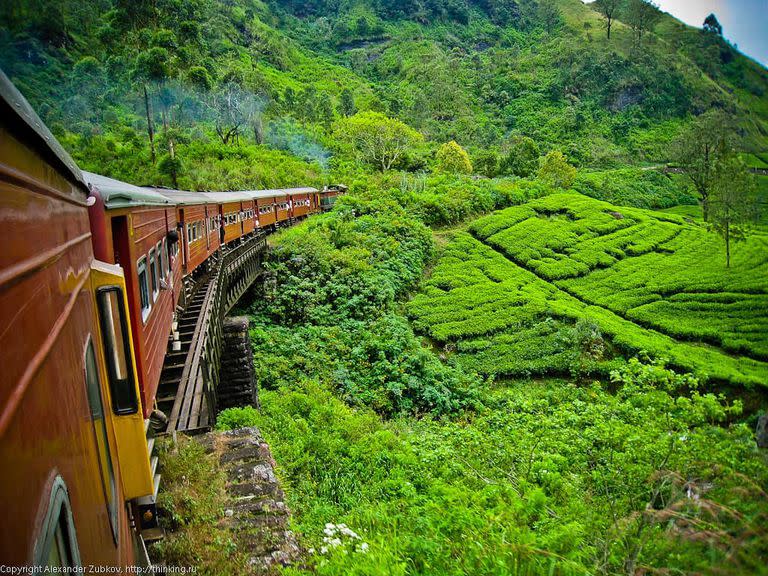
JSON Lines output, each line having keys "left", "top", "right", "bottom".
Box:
{"left": 408, "top": 193, "right": 768, "bottom": 385}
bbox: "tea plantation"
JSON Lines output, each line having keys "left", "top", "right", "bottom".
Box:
{"left": 408, "top": 193, "right": 768, "bottom": 386}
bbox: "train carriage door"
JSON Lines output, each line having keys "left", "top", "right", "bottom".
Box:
{"left": 204, "top": 206, "right": 210, "bottom": 251}
{"left": 92, "top": 262, "right": 153, "bottom": 500}
{"left": 84, "top": 338, "right": 119, "bottom": 544}
{"left": 219, "top": 205, "right": 225, "bottom": 245}
{"left": 179, "top": 209, "right": 188, "bottom": 269}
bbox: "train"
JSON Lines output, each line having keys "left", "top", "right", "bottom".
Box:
{"left": 0, "top": 70, "right": 343, "bottom": 568}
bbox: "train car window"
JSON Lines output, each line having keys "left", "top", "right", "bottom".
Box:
{"left": 97, "top": 287, "right": 138, "bottom": 415}
{"left": 161, "top": 238, "right": 169, "bottom": 277}
{"left": 149, "top": 250, "right": 159, "bottom": 301}
{"left": 33, "top": 476, "right": 81, "bottom": 568}
{"left": 137, "top": 257, "right": 151, "bottom": 322}
{"left": 157, "top": 241, "right": 165, "bottom": 280}
{"left": 84, "top": 339, "right": 119, "bottom": 544}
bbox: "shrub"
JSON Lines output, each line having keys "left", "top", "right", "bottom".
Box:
{"left": 500, "top": 136, "right": 539, "bottom": 177}
{"left": 215, "top": 406, "right": 260, "bottom": 430}
{"left": 435, "top": 140, "right": 473, "bottom": 174}
{"left": 537, "top": 150, "right": 576, "bottom": 189}
{"left": 187, "top": 66, "right": 212, "bottom": 91}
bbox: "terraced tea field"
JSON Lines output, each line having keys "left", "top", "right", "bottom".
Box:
{"left": 408, "top": 193, "right": 768, "bottom": 387}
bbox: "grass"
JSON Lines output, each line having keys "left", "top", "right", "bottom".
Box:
{"left": 150, "top": 437, "right": 248, "bottom": 575}
{"left": 408, "top": 193, "right": 768, "bottom": 386}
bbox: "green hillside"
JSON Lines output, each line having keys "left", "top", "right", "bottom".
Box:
{"left": 409, "top": 193, "right": 768, "bottom": 386}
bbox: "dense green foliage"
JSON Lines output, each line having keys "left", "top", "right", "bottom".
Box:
{"left": 216, "top": 186, "right": 768, "bottom": 574}
{"left": 218, "top": 360, "right": 767, "bottom": 575}
{"left": 245, "top": 193, "right": 484, "bottom": 416}
{"left": 409, "top": 193, "right": 768, "bottom": 384}
{"left": 573, "top": 167, "right": 695, "bottom": 209}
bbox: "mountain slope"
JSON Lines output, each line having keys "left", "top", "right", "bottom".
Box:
{"left": 0, "top": 0, "right": 766, "bottom": 186}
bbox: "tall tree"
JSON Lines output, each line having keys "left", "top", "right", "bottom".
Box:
{"left": 708, "top": 156, "right": 756, "bottom": 267}
{"left": 672, "top": 110, "right": 735, "bottom": 222}
{"left": 338, "top": 88, "right": 356, "bottom": 117}
{"left": 625, "top": 0, "right": 661, "bottom": 43}
{"left": 538, "top": 0, "right": 562, "bottom": 34}
{"left": 594, "top": 0, "right": 620, "bottom": 39}
{"left": 333, "top": 111, "right": 423, "bottom": 171}
{"left": 703, "top": 13, "right": 723, "bottom": 36}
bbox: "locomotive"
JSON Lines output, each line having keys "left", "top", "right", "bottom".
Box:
{"left": 0, "top": 70, "right": 342, "bottom": 567}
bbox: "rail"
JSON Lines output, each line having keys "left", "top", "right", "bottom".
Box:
{"left": 166, "top": 232, "right": 266, "bottom": 432}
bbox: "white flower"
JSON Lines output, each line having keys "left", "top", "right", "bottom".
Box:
{"left": 320, "top": 546, "right": 328, "bottom": 555}
{"left": 308, "top": 548, "right": 315, "bottom": 554}
{"left": 358, "top": 543, "right": 369, "bottom": 553}
{"left": 330, "top": 538, "right": 342, "bottom": 548}
{"left": 340, "top": 526, "right": 360, "bottom": 539}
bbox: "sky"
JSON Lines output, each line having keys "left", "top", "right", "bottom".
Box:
{"left": 586, "top": 0, "right": 768, "bottom": 66}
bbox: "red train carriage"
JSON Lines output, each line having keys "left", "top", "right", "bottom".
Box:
{"left": 151, "top": 189, "right": 219, "bottom": 276}
{"left": 286, "top": 187, "right": 319, "bottom": 219}
{"left": 0, "top": 73, "right": 152, "bottom": 567}
{"left": 252, "top": 191, "right": 278, "bottom": 229}
{"left": 85, "top": 173, "right": 180, "bottom": 418}
{"left": 201, "top": 192, "right": 254, "bottom": 243}
{"left": 275, "top": 193, "right": 291, "bottom": 223}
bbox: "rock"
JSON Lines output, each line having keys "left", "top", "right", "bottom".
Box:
{"left": 756, "top": 414, "right": 768, "bottom": 448}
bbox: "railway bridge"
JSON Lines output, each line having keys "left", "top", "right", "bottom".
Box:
{"left": 159, "top": 231, "right": 268, "bottom": 433}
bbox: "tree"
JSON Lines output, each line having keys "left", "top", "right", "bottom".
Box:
{"left": 537, "top": 150, "right": 576, "bottom": 189}
{"left": 703, "top": 13, "right": 722, "bottom": 36}
{"left": 339, "top": 88, "right": 356, "bottom": 117}
{"left": 317, "top": 92, "right": 334, "bottom": 128}
{"left": 158, "top": 153, "right": 183, "bottom": 189}
{"left": 594, "top": 0, "right": 620, "bottom": 39}
{"left": 206, "top": 82, "right": 263, "bottom": 145}
{"left": 435, "top": 141, "right": 473, "bottom": 174}
{"left": 474, "top": 150, "right": 500, "bottom": 178}
{"left": 133, "top": 47, "right": 170, "bottom": 82}
{"left": 625, "top": 0, "right": 661, "bottom": 42}
{"left": 334, "top": 112, "right": 423, "bottom": 171}
{"left": 538, "top": 0, "right": 562, "bottom": 33}
{"left": 187, "top": 66, "right": 212, "bottom": 91}
{"left": 672, "top": 110, "right": 735, "bottom": 222}
{"left": 708, "top": 156, "right": 756, "bottom": 267}
{"left": 500, "top": 136, "right": 539, "bottom": 177}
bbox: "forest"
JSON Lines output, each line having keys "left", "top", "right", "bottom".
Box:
{"left": 2, "top": 0, "right": 767, "bottom": 573}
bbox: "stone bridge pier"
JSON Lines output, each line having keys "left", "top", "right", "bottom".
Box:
{"left": 218, "top": 316, "right": 260, "bottom": 412}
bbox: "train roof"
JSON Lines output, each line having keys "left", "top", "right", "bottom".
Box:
{"left": 149, "top": 187, "right": 212, "bottom": 205}
{"left": 240, "top": 187, "right": 319, "bottom": 200}
{"left": 200, "top": 191, "right": 253, "bottom": 204}
{"left": 0, "top": 70, "right": 87, "bottom": 191}
{"left": 83, "top": 172, "right": 176, "bottom": 209}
